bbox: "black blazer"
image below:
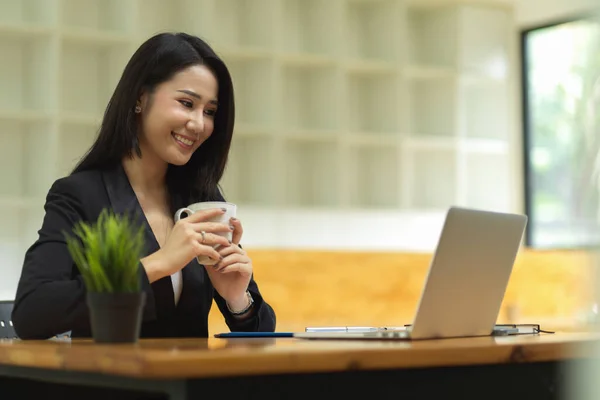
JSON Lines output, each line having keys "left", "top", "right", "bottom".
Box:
{"left": 11, "top": 164, "right": 276, "bottom": 339}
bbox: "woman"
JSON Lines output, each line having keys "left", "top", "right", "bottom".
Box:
{"left": 11, "top": 32, "right": 276, "bottom": 339}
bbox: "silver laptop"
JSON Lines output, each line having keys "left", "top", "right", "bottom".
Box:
{"left": 295, "top": 206, "right": 528, "bottom": 341}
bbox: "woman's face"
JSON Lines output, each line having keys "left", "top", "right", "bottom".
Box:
{"left": 137, "top": 64, "right": 219, "bottom": 166}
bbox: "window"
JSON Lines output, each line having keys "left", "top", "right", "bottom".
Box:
{"left": 522, "top": 14, "right": 600, "bottom": 248}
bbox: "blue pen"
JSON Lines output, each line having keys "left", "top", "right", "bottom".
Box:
{"left": 214, "top": 332, "right": 294, "bottom": 338}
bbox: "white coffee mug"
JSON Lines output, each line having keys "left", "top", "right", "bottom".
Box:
{"left": 174, "top": 201, "right": 237, "bottom": 266}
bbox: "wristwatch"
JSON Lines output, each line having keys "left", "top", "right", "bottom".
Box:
{"left": 227, "top": 290, "right": 254, "bottom": 315}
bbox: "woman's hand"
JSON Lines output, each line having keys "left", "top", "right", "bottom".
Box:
{"left": 205, "top": 217, "right": 253, "bottom": 311}
{"left": 141, "top": 208, "right": 232, "bottom": 283}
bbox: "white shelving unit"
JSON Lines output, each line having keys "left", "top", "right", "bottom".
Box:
{"left": 0, "top": 0, "right": 519, "bottom": 297}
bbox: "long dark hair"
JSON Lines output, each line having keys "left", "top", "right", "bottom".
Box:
{"left": 72, "top": 32, "right": 235, "bottom": 209}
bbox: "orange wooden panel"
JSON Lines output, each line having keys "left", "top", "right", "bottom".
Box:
{"left": 208, "top": 249, "right": 598, "bottom": 335}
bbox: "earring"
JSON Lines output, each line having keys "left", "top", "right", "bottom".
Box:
{"left": 135, "top": 105, "right": 141, "bottom": 113}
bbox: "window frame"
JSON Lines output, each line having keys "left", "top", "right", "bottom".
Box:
{"left": 521, "top": 12, "right": 600, "bottom": 249}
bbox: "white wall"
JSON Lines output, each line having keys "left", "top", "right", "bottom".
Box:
{"left": 516, "top": 0, "right": 599, "bottom": 27}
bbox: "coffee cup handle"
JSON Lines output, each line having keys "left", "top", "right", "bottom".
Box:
{"left": 174, "top": 208, "right": 194, "bottom": 222}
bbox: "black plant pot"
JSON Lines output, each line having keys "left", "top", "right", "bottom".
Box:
{"left": 86, "top": 291, "right": 146, "bottom": 343}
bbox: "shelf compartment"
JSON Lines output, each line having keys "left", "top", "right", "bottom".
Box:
{"left": 280, "top": 0, "right": 340, "bottom": 57}
{"left": 284, "top": 139, "right": 340, "bottom": 207}
{"left": 281, "top": 65, "right": 339, "bottom": 131}
{"left": 345, "top": 0, "right": 401, "bottom": 62}
{"left": 407, "top": 76, "right": 457, "bottom": 137}
{"left": 220, "top": 136, "right": 276, "bottom": 206}
{"left": 61, "top": 0, "right": 133, "bottom": 34}
{"left": 56, "top": 122, "right": 98, "bottom": 178}
{"left": 0, "top": 0, "right": 57, "bottom": 26}
{"left": 60, "top": 41, "right": 131, "bottom": 117}
{"left": 346, "top": 71, "right": 401, "bottom": 134}
{"left": 407, "top": 6, "right": 458, "bottom": 69}
{"left": 227, "top": 58, "right": 276, "bottom": 128}
{"left": 348, "top": 144, "right": 401, "bottom": 209}
{"left": 463, "top": 152, "right": 511, "bottom": 211}
{"left": 0, "top": 120, "right": 55, "bottom": 198}
{"left": 462, "top": 80, "right": 509, "bottom": 140}
{"left": 406, "top": 147, "right": 457, "bottom": 209}
{"left": 0, "top": 35, "right": 54, "bottom": 113}
{"left": 457, "top": 6, "right": 510, "bottom": 79}
{"left": 212, "top": 0, "right": 275, "bottom": 50}
{"left": 136, "top": 0, "right": 189, "bottom": 38}
{"left": 18, "top": 204, "right": 47, "bottom": 251}
{"left": 0, "top": 208, "right": 25, "bottom": 294}
{"left": 0, "top": 204, "right": 46, "bottom": 293}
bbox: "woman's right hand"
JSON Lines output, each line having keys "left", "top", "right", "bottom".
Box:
{"left": 141, "top": 208, "right": 232, "bottom": 283}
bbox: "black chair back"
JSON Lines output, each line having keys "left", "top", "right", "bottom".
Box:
{"left": 0, "top": 301, "right": 16, "bottom": 339}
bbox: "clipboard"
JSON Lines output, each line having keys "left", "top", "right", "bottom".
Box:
{"left": 492, "top": 324, "right": 554, "bottom": 335}
{"left": 214, "top": 324, "right": 554, "bottom": 339}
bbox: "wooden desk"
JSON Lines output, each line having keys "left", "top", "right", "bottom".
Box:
{"left": 0, "top": 333, "right": 598, "bottom": 400}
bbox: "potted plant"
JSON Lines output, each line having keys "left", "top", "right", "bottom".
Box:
{"left": 65, "top": 209, "right": 146, "bottom": 343}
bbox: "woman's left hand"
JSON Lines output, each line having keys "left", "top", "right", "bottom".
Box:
{"left": 205, "top": 217, "right": 253, "bottom": 312}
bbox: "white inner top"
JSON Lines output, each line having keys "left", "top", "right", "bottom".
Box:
{"left": 171, "top": 271, "right": 183, "bottom": 305}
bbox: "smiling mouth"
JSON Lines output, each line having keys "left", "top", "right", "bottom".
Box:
{"left": 172, "top": 132, "right": 195, "bottom": 147}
